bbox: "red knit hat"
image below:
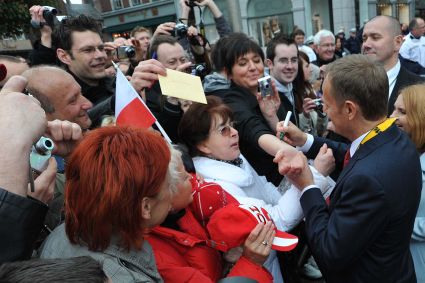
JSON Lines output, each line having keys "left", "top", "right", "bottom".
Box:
{"left": 207, "top": 204, "right": 298, "bottom": 252}
{"left": 190, "top": 175, "right": 238, "bottom": 226}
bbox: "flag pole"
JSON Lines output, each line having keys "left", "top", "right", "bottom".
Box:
{"left": 112, "top": 62, "right": 173, "bottom": 145}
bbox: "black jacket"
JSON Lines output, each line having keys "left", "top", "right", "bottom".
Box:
{"left": 388, "top": 66, "right": 424, "bottom": 115}
{"left": 0, "top": 188, "right": 48, "bottom": 263}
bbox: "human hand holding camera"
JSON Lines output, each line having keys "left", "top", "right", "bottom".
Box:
{"left": 257, "top": 78, "right": 281, "bottom": 121}
{"left": 29, "top": 5, "right": 53, "bottom": 47}
{"left": 153, "top": 22, "right": 176, "bottom": 37}
{"left": 302, "top": 97, "right": 316, "bottom": 118}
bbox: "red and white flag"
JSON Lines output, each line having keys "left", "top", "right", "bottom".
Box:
{"left": 115, "top": 67, "right": 156, "bottom": 129}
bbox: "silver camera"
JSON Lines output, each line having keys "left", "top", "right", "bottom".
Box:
{"left": 116, "top": 45, "right": 136, "bottom": 60}
{"left": 258, "top": 76, "right": 272, "bottom": 97}
{"left": 30, "top": 137, "right": 54, "bottom": 173}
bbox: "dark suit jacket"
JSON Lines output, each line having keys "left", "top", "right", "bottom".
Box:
{"left": 388, "top": 66, "right": 424, "bottom": 115}
{"left": 301, "top": 125, "right": 421, "bottom": 283}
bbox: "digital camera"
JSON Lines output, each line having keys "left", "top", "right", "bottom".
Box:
{"left": 116, "top": 45, "right": 136, "bottom": 60}
{"left": 312, "top": 98, "right": 327, "bottom": 118}
{"left": 190, "top": 63, "right": 207, "bottom": 79}
{"left": 31, "top": 6, "right": 57, "bottom": 28}
{"left": 30, "top": 137, "right": 54, "bottom": 173}
{"left": 171, "top": 23, "right": 188, "bottom": 39}
{"left": 258, "top": 76, "right": 272, "bottom": 97}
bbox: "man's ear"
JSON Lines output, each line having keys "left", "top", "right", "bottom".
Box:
{"left": 141, "top": 197, "right": 151, "bottom": 220}
{"left": 393, "top": 35, "right": 403, "bottom": 52}
{"left": 57, "top": 48, "right": 72, "bottom": 66}
{"left": 265, "top": 58, "right": 273, "bottom": 69}
{"left": 345, "top": 100, "right": 357, "bottom": 120}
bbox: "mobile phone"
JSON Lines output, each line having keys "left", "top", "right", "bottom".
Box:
{"left": 258, "top": 76, "right": 272, "bottom": 97}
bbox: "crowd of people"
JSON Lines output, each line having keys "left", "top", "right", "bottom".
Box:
{"left": 0, "top": 1, "right": 425, "bottom": 282}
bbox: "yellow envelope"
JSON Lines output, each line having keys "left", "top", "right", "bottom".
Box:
{"left": 158, "top": 68, "right": 207, "bottom": 104}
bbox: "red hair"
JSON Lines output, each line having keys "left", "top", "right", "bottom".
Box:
{"left": 65, "top": 126, "right": 170, "bottom": 251}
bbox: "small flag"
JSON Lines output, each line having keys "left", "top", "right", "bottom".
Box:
{"left": 115, "top": 67, "right": 156, "bottom": 129}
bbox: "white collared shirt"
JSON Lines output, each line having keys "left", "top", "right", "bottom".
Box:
{"left": 386, "top": 60, "right": 400, "bottom": 100}
{"left": 399, "top": 33, "right": 425, "bottom": 67}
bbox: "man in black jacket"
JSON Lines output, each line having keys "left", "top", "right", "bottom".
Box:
{"left": 362, "top": 15, "right": 424, "bottom": 115}
{"left": 275, "top": 55, "right": 421, "bottom": 283}
{"left": 266, "top": 35, "right": 299, "bottom": 126}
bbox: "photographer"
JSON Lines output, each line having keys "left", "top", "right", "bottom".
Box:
{"left": 0, "top": 76, "right": 83, "bottom": 263}
{"left": 28, "top": 5, "right": 56, "bottom": 66}
{"left": 179, "top": 0, "right": 232, "bottom": 38}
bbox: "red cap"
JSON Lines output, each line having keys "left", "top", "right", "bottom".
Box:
{"left": 190, "top": 175, "right": 239, "bottom": 226}
{"left": 207, "top": 204, "right": 298, "bottom": 252}
{"left": 0, "top": 64, "right": 7, "bottom": 82}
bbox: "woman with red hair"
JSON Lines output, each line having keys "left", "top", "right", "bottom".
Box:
{"left": 40, "top": 126, "right": 178, "bottom": 282}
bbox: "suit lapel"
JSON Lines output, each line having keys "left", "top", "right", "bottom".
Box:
{"left": 328, "top": 125, "right": 399, "bottom": 206}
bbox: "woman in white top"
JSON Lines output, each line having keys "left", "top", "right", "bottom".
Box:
{"left": 178, "top": 96, "right": 335, "bottom": 283}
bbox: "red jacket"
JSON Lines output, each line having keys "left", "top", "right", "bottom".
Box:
{"left": 147, "top": 208, "right": 272, "bottom": 283}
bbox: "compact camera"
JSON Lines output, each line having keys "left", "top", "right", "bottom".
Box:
{"left": 171, "top": 23, "right": 188, "bottom": 39}
{"left": 31, "top": 6, "right": 57, "bottom": 28}
{"left": 190, "top": 63, "right": 207, "bottom": 79}
{"left": 30, "top": 137, "right": 54, "bottom": 173}
{"left": 312, "top": 98, "right": 327, "bottom": 118}
{"left": 116, "top": 45, "right": 136, "bottom": 60}
{"left": 258, "top": 76, "right": 272, "bottom": 97}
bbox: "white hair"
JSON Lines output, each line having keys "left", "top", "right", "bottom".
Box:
{"left": 167, "top": 145, "right": 183, "bottom": 195}
{"left": 313, "top": 29, "right": 335, "bottom": 45}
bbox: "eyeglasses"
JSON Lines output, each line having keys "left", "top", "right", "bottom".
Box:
{"left": 277, "top": 57, "right": 298, "bottom": 66}
{"left": 217, "top": 121, "right": 235, "bottom": 136}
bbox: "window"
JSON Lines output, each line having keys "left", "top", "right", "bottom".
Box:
{"left": 112, "top": 0, "right": 123, "bottom": 10}
{"left": 132, "top": 0, "right": 141, "bottom": 5}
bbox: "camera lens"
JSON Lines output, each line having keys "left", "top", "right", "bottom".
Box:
{"left": 125, "top": 46, "right": 136, "bottom": 58}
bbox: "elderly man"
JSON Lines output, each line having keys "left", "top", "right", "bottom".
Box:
{"left": 275, "top": 54, "right": 421, "bottom": 283}
{"left": 23, "top": 66, "right": 93, "bottom": 130}
{"left": 362, "top": 15, "right": 423, "bottom": 114}
{"left": 311, "top": 29, "right": 337, "bottom": 67}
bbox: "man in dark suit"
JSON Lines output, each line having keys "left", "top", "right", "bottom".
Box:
{"left": 275, "top": 55, "right": 422, "bottom": 283}
{"left": 362, "top": 15, "right": 423, "bottom": 115}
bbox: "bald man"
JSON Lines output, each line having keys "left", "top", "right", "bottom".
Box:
{"left": 0, "top": 55, "right": 29, "bottom": 88}
{"left": 22, "top": 66, "right": 93, "bottom": 130}
{"left": 362, "top": 15, "right": 423, "bottom": 115}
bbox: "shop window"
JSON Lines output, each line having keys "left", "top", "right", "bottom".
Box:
{"left": 250, "top": 15, "right": 293, "bottom": 47}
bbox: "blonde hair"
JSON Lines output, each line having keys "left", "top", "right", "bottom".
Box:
{"left": 400, "top": 84, "right": 425, "bottom": 153}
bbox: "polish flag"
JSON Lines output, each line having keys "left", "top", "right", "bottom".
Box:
{"left": 115, "top": 68, "right": 156, "bottom": 129}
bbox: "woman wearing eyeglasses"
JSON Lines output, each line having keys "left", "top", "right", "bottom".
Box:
{"left": 390, "top": 84, "right": 425, "bottom": 282}
{"left": 179, "top": 96, "right": 335, "bottom": 283}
